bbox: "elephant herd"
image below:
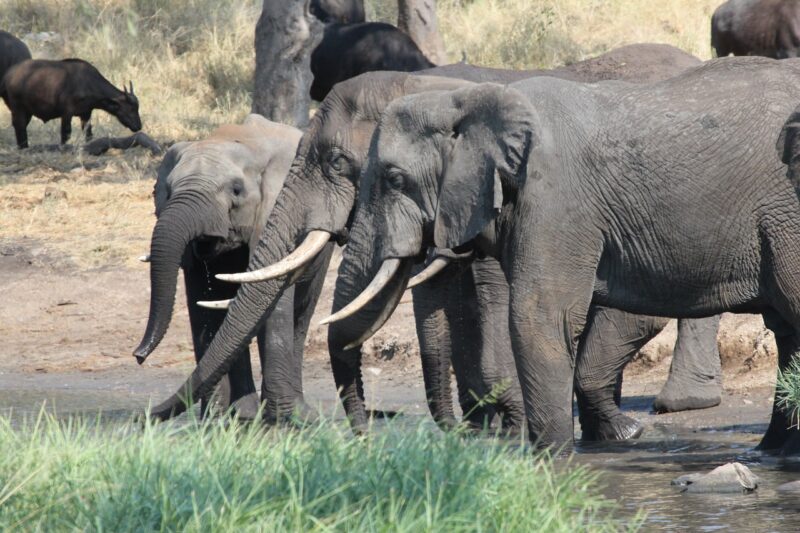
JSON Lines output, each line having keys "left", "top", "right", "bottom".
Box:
{"left": 134, "top": 46, "right": 799, "bottom": 456}
{"left": 8, "top": 0, "right": 800, "bottom": 456}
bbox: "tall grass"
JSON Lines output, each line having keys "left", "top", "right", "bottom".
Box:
{"left": 777, "top": 359, "right": 800, "bottom": 429}
{"left": 0, "top": 412, "right": 634, "bottom": 531}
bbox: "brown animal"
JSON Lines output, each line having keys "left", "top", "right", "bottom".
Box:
{"left": 712, "top": 0, "right": 800, "bottom": 58}
{"left": 0, "top": 31, "right": 31, "bottom": 85}
{"left": 1, "top": 58, "right": 141, "bottom": 148}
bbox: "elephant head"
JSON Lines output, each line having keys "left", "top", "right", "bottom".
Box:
{"left": 134, "top": 114, "right": 302, "bottom": 363}
{"left": 146, "top": 72, "right": 473, "bottom": 420}
{"left": 324, "top": 83, "right": 537, "bottom": 345}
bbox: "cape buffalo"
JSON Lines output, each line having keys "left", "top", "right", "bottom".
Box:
{"left": 1, "top": 58, "right": 141, "bottom": 149}
{"left": 0, "top": 31, "right": 31, "bottom": 84}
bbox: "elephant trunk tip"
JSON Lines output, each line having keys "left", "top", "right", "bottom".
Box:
{"left": 133, "top": 342, "right": 155, "bottom": 365}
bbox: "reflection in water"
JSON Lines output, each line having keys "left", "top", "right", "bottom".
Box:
{"left": 3, "top": 386, "right": 800, "bottom": 531}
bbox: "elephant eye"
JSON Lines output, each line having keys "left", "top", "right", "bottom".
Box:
{"left": 385, "top": 168, "right": 406, "bottom": 191}
{"left": 231, "top": 180, "right": 244, "bottom": 196}
{"left": 325, "top": 150, "right": 350, "bottom": 175}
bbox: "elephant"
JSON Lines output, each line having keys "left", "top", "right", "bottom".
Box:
{"left": 310, "top": 22, "right": 435, "bottom": 101}
{"left": 145, "top": 46, "right": 719, "bottom": 438}
{"left": 310, "top": 0, "right": 365, "bottom": 24}
{"left": 327, "top": 56, "right": 800, "bottom": 454}
{"left": 133, "top": 114, "right": 331, "bottom": 421}
{"left": 712, "top": 0, "right": 800, "bottom": 59}
{"left": 0, "top": 31, "right": 31, "bottom": 88}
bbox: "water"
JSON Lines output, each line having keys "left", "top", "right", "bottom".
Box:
{"left": 2, "top": 370, "right": 800, "bottom": 531}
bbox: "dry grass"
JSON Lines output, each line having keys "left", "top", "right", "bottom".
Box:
{"left": 1, "top": 0, "right": 725, "bottom": 270}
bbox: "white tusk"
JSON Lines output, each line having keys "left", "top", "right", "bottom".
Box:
{"left": 139, "top": 254, "right": 151, "bottom": 263}
{"left": 197, "top": 299, "right": 231, "bottom": 310}
{"left": 216, "top": 230, "right": 331, "bottom": 283}
{"left": 343, "top": 296, "right": 399, "bottom": 350}
{"left": 319, "top": 258, "right": 401, "bottom": 326}
{"left": 406, "top": 256, "right": 450, "bottom": 289}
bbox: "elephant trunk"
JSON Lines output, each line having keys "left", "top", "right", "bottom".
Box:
{"left": 134, "top": 199, "right": 210, "bottom": 363}
{"left": 327, "top": 215, "right": 413, "bottom": 430}
{"left": 147, "top": 186, "right": 313, "bottom": 420}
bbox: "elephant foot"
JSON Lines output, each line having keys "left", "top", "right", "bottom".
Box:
{"left": 228, "top": 392, "right": 261, "bottom": 421}
{"left": 757, "top": 423, "right": 800, "bottom": 455}
{"left": 263, "top": 399, "right": 320, "bottom": 428}
{"left": 581, "top": 413, "right": 644, "bottom": 442}
{"left": 653, "top": 377, "right": 722, "bottom": 414}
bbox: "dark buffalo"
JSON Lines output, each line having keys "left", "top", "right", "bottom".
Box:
{"left": 712, "top": 0, "right": 800, "bottom": 58}
{"left": 310, "top": 0, "right": 365, "bottom": 23}
{"left": 0, "top": 31, "right": 31, "bottom": 85}
{"left": 1, "top": 58, "right": 141, "bottom": 149}
{"left": 310, "top": 22, "right": 435, "bottom": 101}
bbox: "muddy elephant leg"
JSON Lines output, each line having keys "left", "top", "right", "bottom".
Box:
{"left": 575, "top": 306, "right": 669, "bottom": 441}
{"left": 184, "top": 254, "right": 258, "bottom": 418}
{"left": 470, "top": 257, "right": 525, "bottom": 433}
{"left": 79, "top": 111, "right": 93, "bottom": 141}
{"left": 412, "top": 265, "right": 466, "bottom": 430}
{"left": 758, "top": 311, "right": 800, "bottom": 454}
{"left": 654, "top": 316, "right": 722, "bottom": 413}
{"left": 260, "top": 243, "right": 334, "bottom": 425}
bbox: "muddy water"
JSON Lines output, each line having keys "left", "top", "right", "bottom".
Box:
{"left": 2, "top": 369, "right": 800, "bottom": 531}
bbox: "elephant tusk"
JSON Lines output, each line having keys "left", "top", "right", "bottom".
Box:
{"left": 343, "top": 299, "right": 398, "bottom": 350}
{"left": 319, "top": 258, "right": 401, "bottom": 326}
{"left": 197, "top": 299, "right": 231, "bottom": 310}
{"left": 406, "top": 256, "right": 450, "bottom": 289}
{"left": 139, "top": 254, "right": 151, "bottom": 263}
{"left": 216, "top": 230, "right": 331, "bottom": 283}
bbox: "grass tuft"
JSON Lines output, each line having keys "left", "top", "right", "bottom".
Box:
{"left": 0, "top": 412, "right": 634, "bottom": 531}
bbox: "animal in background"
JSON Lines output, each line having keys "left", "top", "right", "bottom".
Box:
{"left": 0, "top": 31, "right": 31, "bottom": 85}
{"left": 310, "top": 0, "right": 365, "bottom": 23}
{"left": 310, "top": 22, "right": 435, "bottom": 101}
{"left": 712, "top": 0, "right": 800, "bottom": 58}
{"left": 1, "top": 58, "right": 141, "bottom": 148}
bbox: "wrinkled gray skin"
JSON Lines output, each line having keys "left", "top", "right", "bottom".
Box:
{"left": 144, "top": 45, "right": 716, "bottom": 434}
{"left": 134, "top": 115, "right": 329, "bottom": 421}
{"left": 712, "top": 0, "right": 800, "bottom": 59}
{"left": 345, "top": 56, "right": 800, "bottom": 454}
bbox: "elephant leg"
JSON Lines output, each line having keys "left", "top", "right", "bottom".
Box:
{"left": 758, "top": 310, "right": 800, "bottom": 454}
{"left": 258, "top": 285, "right": 300, "bottom": 424}
{"left": 412, "top": 265, "right": 462, "bottom": 430}
{"left": 184, "top": 254, "right": 258, "bottom": 419}
{"left": 470, "top": 257, "right": 525, "bottom": 433}
{"left": 575, "top": 307, "right": 669, "bottom": 441}
{"left": 654, "top": 316, "right": 722, "bottom": 413}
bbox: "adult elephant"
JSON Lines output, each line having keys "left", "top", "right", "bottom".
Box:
{"left": 310, "top": 0, "right": 365, "bottom": 23}
{"left": 134, "top": 114, "right": 331, "bottom": 421}
{"left": 712, "top": 0, "right": 800, "bottom": 59}
{"left": 0, "top": 31, "right": 31, "bottom": 87}
{"left": 310, "top": 22, "right": 435, "bottom": 101}
{"left": 328, "top": 56, "right": 800, "bottom": 454}
{"left": 146, "top": 45, "right": 716, "bottom": 438}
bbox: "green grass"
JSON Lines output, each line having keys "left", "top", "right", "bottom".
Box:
{"left": 0, "top": 412, "right": 634, "bottom": 531}
{"left": 777, "top": 359, "right": 800, "bottom": 429}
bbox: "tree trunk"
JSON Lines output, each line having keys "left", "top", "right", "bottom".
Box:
{"left": 397, "top": 0, "right": 447, "bottom": 65}
{"left": 252, "top": 0, "right": 323, "bottom": 127}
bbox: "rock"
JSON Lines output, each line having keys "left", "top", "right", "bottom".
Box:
{"left": 675, "top": 462, "right": 759, "bottom": 494}
{"left": 777, "top": 480, "right": 800, "bottom": 493}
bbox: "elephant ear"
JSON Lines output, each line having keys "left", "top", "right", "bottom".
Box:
{"left": 433, "top": 84, "right": 536, "bottom": 249}
{"left": 153, "top": 141, "right": 190, "bottom": 216}
{"left": 778, "top": 106, "right": 800, "bottom": 187}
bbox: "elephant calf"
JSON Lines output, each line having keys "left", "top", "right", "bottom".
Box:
{"left": 134, "top": 114, "right": 329, "bottom": 421}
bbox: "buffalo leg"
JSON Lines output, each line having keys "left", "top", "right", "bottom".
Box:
{"left": 11, "top": 110, "right": 30, "bottom": 149}
{"left": 60, "top": 115, "right": 72, "bottom": 145}
{"left": 80, "top": 112, "right": 93, "bottom": 141}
